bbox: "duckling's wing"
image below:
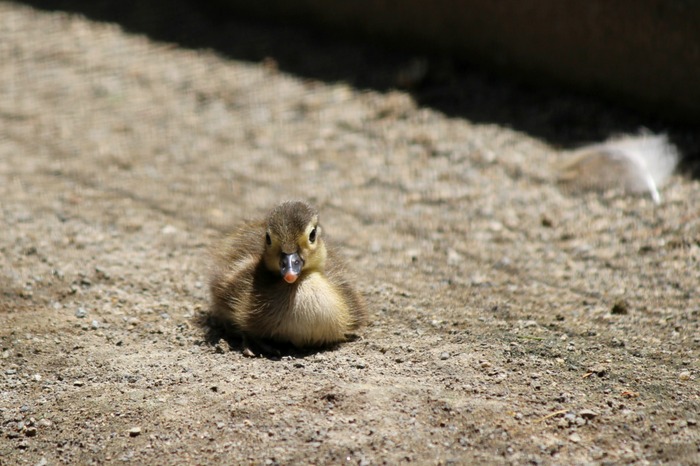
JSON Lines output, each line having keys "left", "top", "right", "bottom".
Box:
{"left": 209, "top": 221, "right": 266, "bottom": 328}
{"left": 324, "top": 247, "right": 368, "bottom": 330}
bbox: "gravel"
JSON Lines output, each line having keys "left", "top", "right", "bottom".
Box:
{"left": 0, "top": 2, "right": 698, "bottom": 465}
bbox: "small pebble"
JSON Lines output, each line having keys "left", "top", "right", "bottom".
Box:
{"left": 91, "top": 320, "right": 100, "bottom": 330}
{"left": 687, "top": 419, "right": 697, "bottom": 427}
{"left": 75, "top": 308, "right": 87, "bottom": 319}
{"left": 73, "top": 380, "right": 84, "bottom": 387}
{"left": 679, "top": 371, "right": 691, "bottom": 381}
{"left": 128, "top": 427, "right": 141, "bottom": 437}
{"left": 568, "top": 433, "right": 581, "bottom": 443}
{"left": 447, "top": 249, "right": 463, "bottom": 266}
{"left": 579, "top": 409, "right": 598, "bottom": 420}
{"left": 440, "top": 352, "right": 450, "bottom": 360}
{"left": 25, "top": 427, "right": 37, "bottom": 437}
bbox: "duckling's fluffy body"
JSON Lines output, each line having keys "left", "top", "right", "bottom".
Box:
{"left": 209, "top": 201, "right": 366, "bottom": 349}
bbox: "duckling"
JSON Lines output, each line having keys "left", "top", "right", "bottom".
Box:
{"left": 209, "top": 201, "right": 367, "bottom": 355}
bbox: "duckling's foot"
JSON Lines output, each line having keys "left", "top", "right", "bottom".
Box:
{"left": 242, "top": 345, "right": 257, "bottom": 358}
{"left": 241, "top": 335, "right": 281, "bottom": 358}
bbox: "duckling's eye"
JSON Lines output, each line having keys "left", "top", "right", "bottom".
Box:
{"left": 309, "top": 227, "right": 317, "bottom": 244}
{"left": 265, "top": 232, "right": 272, "bottom": 246}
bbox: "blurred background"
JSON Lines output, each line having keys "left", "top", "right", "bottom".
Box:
{"left": 13, "top": 0, "right": 700, "bottom": 169}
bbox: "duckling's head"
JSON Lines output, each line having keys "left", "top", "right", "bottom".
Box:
{"left": 262, "top": 201, "right": 327, "bottom": 284}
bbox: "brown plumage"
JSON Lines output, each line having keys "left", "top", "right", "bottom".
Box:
{"left": 209, "top": 201, "right": 367, "bottom": 354}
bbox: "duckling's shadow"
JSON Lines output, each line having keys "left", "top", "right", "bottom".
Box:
{"left": 194, "top": 310, "right": 354, "bottom": 360}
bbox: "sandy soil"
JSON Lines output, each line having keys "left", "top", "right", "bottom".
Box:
{"left": 1, "top": 2, "right": 699, "bottom": 464}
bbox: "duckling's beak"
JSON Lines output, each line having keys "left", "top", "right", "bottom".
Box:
{"left": 280, "top": 252, "right": 303, "bottom": 284}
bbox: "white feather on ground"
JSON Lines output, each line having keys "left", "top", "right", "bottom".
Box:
{"left": 555, "top": 133, "right": 680, "bottom": 204}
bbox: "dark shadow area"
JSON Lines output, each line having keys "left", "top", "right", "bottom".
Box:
{"left": 195, "top": 310, "right": 348, "bottom": 360}
{"left": 14, "top": 0, "right": 699, "bottom": 174}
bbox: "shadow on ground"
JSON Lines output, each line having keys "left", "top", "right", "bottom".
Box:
{"left": 195, "top": 310, "right": 348, "bottom": 360}
{"left": 14, "top": 0, "right": 700, "bottom": 174}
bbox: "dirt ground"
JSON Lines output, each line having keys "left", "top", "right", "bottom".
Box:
{"left": 1, "top": 2, "right": 699, "bottom": 465}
